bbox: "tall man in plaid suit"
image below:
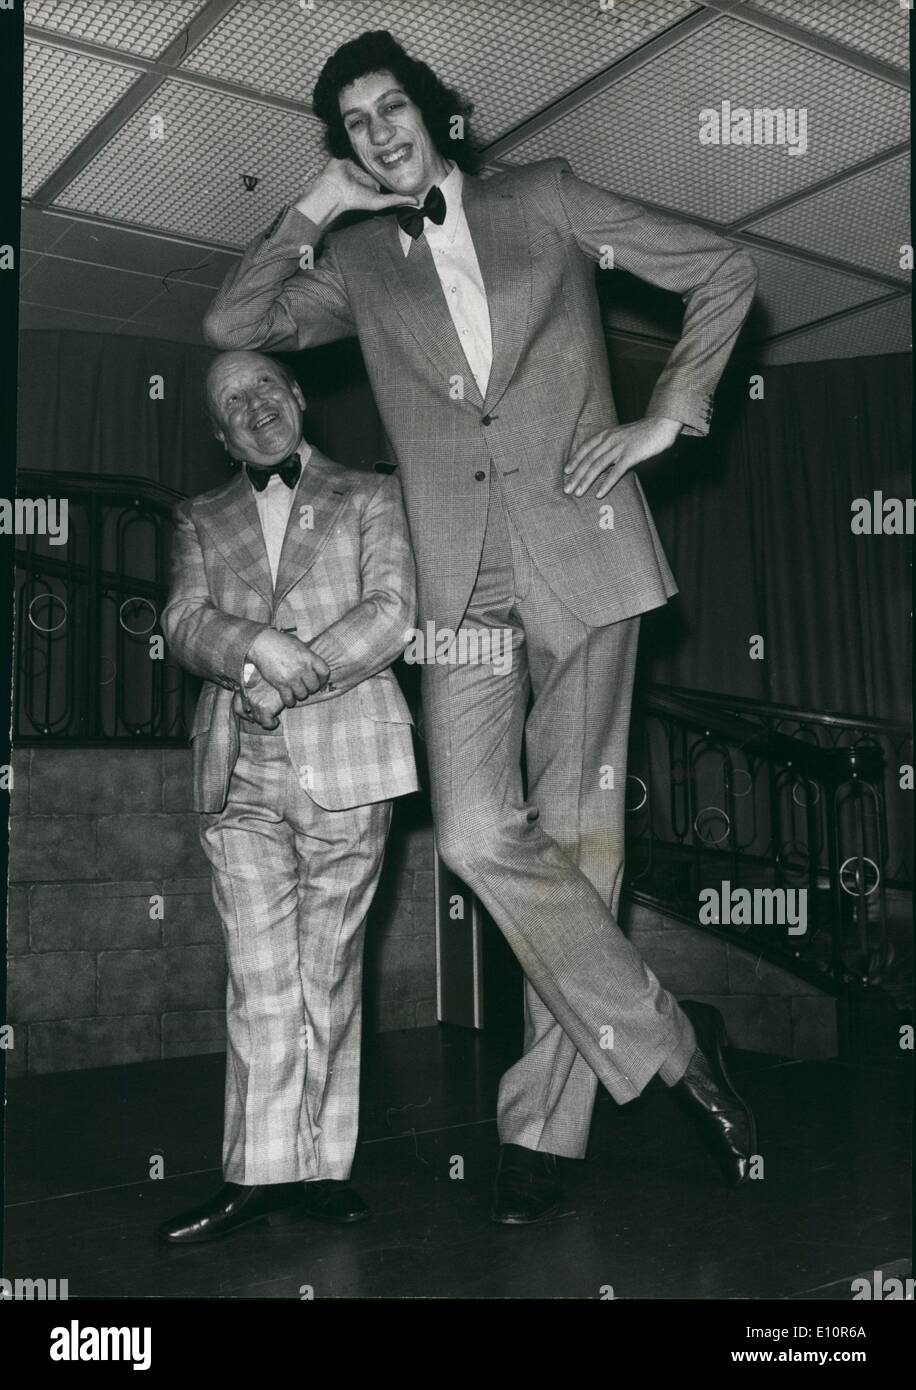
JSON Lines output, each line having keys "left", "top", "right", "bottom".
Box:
{"left": 204, "top": 31, "right": 760, "bottom": 1223}
{"left": 159, "top": 348, "right": 417, "bottom": 1243}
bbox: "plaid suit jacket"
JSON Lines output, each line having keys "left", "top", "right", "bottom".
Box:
{"left": 162, "top": 448, "right": 419, "bottom": 813}
{"left": 204, "top": 157, "right": 758, "bottom": 633}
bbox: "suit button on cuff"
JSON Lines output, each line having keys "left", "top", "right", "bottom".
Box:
{"left": 474, "top": 470, "right": 486, "bottom": 481}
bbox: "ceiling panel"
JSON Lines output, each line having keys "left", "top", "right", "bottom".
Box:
{"left": 23, "top": 40, "right": 140, "bottom": 197}
{"left": 505, "top": 16, "right": 908, "bottom": 223}
{"left": 25, "top": 0, "right": 210, "bottom": 59}
{"left": 51, "top": 79, "right": 326, "bottom": 246}
{"left": 182, "top": 0, "right": 699, "bottom": 143}
{"left": 760, "top": 295, "right": 911, "bottom": 363}
{"left": 738, "top": 243, "right": 887, "bottom": 340}
{"left": 20, "top": 255, "right": 162, "bottom": 320}
{"left": 747, "top": 0, "right": 910, "bottom": 71}
{"left": 746, "top": 153, "right": 910, "bottom": 280}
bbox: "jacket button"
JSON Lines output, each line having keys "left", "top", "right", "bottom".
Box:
{"left": 481, "top": 414, "right": 492, "bottom": 425}
{"left": 474, "top": 470, "right": 486, "bottom": 481}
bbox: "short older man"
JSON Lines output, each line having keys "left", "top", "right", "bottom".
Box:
{"left": 159, "top": 349, "right": 417, "bottom": 1243}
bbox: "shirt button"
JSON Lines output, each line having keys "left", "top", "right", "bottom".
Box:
{"left": 474, "top": 470, "right": 486, "bottom": 481}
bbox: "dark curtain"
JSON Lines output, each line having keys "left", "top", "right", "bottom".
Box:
{"left": 18, "top": 329, "right": 911, "bottom": 722}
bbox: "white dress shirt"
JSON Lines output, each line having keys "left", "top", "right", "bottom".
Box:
{"left": 242, "top": 438, "right": 310, "bottom": 686}
{"left": 399, "top": 163, "right": 493, "bottom": 398}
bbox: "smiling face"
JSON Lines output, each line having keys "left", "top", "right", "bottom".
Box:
{"left": 339, "top": 69, "right": 449, "bottom": 197}
{"left": 206, "top": 352, "right": 305, "bottom": 467}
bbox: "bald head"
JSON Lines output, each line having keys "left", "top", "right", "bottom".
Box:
{"left": 205, "top": 351, "right": 305, "bottom": 469}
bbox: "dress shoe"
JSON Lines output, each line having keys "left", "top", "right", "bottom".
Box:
{"left": 674, "top": 1000, "right": 758, "bottom": 1187}
{"left": 490, "top": 1143, "right": 564, "bottom": 1225}
{"left": 294, "top": 1180, "right": 370, "bottom": 1225}
{"left": 156, "top": 1182, "right": 303, "bottom": 1245}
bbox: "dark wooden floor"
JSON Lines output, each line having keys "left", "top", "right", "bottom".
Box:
{"left": 2, "top": 1025, "right": 911, "bottom": 1300}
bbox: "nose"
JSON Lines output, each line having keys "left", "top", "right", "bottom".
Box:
{"left": 368, "top": 113, "right": 395, "bottom": 146}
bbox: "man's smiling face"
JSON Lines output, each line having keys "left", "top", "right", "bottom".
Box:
{"left": 206, "top": 352, "right": 305, "bottom": 467}
{"left": 339, "top": 69, "right": 448, "bottom": 198}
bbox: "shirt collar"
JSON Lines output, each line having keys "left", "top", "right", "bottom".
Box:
{"left": 399, "top": 162, "right": 463, "bottom": 256}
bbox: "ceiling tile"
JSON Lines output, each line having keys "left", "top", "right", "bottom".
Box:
{"left": 52, "top": 79, "right": 325, "bottom": 247}
{"left": 759, "top": 295, "right": 911, "bottom": 363}
{"left": 19, "top": 302, "right": 129, "bottom": 334}
{"left": 505, "top": 16, "right": 908, "bottom": 223}
{"left": 125, "top": 281, "right": 215, "bottom": 339}
{"left": 182, "top": 0, "right": 700, "bottom": 144}
{"left": 19, "top": 205, "right": 76, "bottom": 252}
{"left": 739, "top": 242, "right": 888, "bottom": 340}
{"left": 747, "top": 0, "right": 910, "bottom": 71}
{"left": 20, "top": 255, "right": 160, "bottom": 319}
{"left": 24, "top": 40, "right": 141, "bottom": 197}
{"left": 25, "top": 0, "right": 210, "bottom": 60}
{"left": 745, "top": 154, "right": 910, "bottom": 281}
{"left": 49, "top": 220, "right": 239, "bottom": 286}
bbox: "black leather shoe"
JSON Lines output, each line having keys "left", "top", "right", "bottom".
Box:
{"left": 294, "top": 1180, "right": 370, "bottom": 1225}
{"left": 156, "top": 1182, "right": 303, "bottom": 1245}
{"left": 674, "top": 1001, "right": 758, "bottom": 1187}
{"left": 490, "top": 1144, "right": 564, "bottom": 1225}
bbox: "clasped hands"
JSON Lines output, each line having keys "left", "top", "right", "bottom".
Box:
{"left": 232, "top": 629, "right": 329, "bottom": 731}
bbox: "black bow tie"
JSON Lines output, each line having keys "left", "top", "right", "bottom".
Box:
{"left": 246, "top": 456, "right": 301, "bottom": 492}
{"left": 396, "top": 185, "right": 446, "bottom": 241}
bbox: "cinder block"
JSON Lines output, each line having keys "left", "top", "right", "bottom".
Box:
{"left": 8, "top": 816, "right": 96, "bottom": 883}
{"left": 7, "top": 885, "right": 30, "bottom": 955}
{"left": 632, "top": 926, "right": 729, "bottom": 994}
{"left": 684, "top": 993, "right": 792, "bottom": 1057}
{"left": 369, "top": 890, "right": 415, "bottom": 939}
{"left": 97, "top": 945, "right": 225, "bottom": 1015}
{"left": 30, "top": 881, "right": 161, "bottom": 952}
{"left": 30, "top": 748, "right": 161, "bottom": 814}
{"left": 95, "top": 814, "right": 210, "bottom": 880}
{"left": 8, "top": 952, "right": 96, "bottom": 1022}
{"left": 790, "top": 996, "right": 839, "bottom": 1060}
{"left": 162, "top": 749, "right": 195, "bottom": 812}
{"left": 415, "top": 998, "right": 438, "bottom": 1027}
{"left": 374, "top": 932, "right": 436, "bottom": 1003}
{"left": 162, "top": 1009, "right": 226, "bottom": 1058}
{"left": 28, "top": 1016, "right": 160, "bottom": 1073}
{"left": 413, "top": 870, "right": 435, "bottom": 901}
{"left": 402, "top": 823, "right": 436, "bottom": 869}
{"left": 3, "top": 1023, "right": 28, "bottom": 1077}
{"left": 375, "top": 998, "right": 418, "bottom": 1032}
{"left": 9, "top": 749, "right": 30, "bottom": 816}
{"left": 727, "top": 943, "right": 819, "bottom": 996}
{"left": 161, "top": 891, "right": 222, "bottom": 946}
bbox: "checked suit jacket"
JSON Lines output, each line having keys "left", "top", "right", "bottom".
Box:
{"left": 203, "top": 157, "right": 758, "bottom": 634}
{"left": 161, "top": 448, "right": 419, "bottom": 814}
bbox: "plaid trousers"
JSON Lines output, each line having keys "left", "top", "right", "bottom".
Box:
{"left": 201, "top": 729, "right": 391, "bottom": 1185}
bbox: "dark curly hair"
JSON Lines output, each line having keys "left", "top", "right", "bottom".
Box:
{"left": 312, "top": 29, "right": 482, "bottom": 175}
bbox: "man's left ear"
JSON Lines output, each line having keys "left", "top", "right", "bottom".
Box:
{"left": 292, "top": 382, "right": 306, "bottom": 412}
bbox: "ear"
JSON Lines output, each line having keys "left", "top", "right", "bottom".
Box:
{"left": 291, "top": 381, "right": 306, "bottom": 412}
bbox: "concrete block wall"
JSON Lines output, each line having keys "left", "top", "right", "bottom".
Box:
{"left": 621, "top": 899, "right": 838, "bottom": 1060}
{"left": 5, "top": 747, "right": 437, "bottom": 1076}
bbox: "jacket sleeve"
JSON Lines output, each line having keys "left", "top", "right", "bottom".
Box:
{"left": 553, "top": 158, "right": 758, "bottom": 437}
{"left": 161, "top": 500, "right": 267, "bottom": 691}
{"left": 203, "top": 204, "right": 356, "bottom": 352}
{"left": 305, "top": 474, "right": 417, "bottom": 700}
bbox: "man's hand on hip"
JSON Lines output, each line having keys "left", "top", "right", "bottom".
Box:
{"left": 564, "top": 417, "right": 681, "bottom": 499}
{"left": 247, "top": 630, "right": 330, "bottom": 706}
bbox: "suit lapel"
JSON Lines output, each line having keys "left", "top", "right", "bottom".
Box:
{"left": 202, "top": 470, "right": 273, "bottom": 604}
{"left": 462, "top": 173, "right": 532, "bottom": 413}
{"left": 272, "top": 447, "right": 358, "bottom": 605}
{"left": 374, "top": 216, "right": 484, "bottom": 408}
